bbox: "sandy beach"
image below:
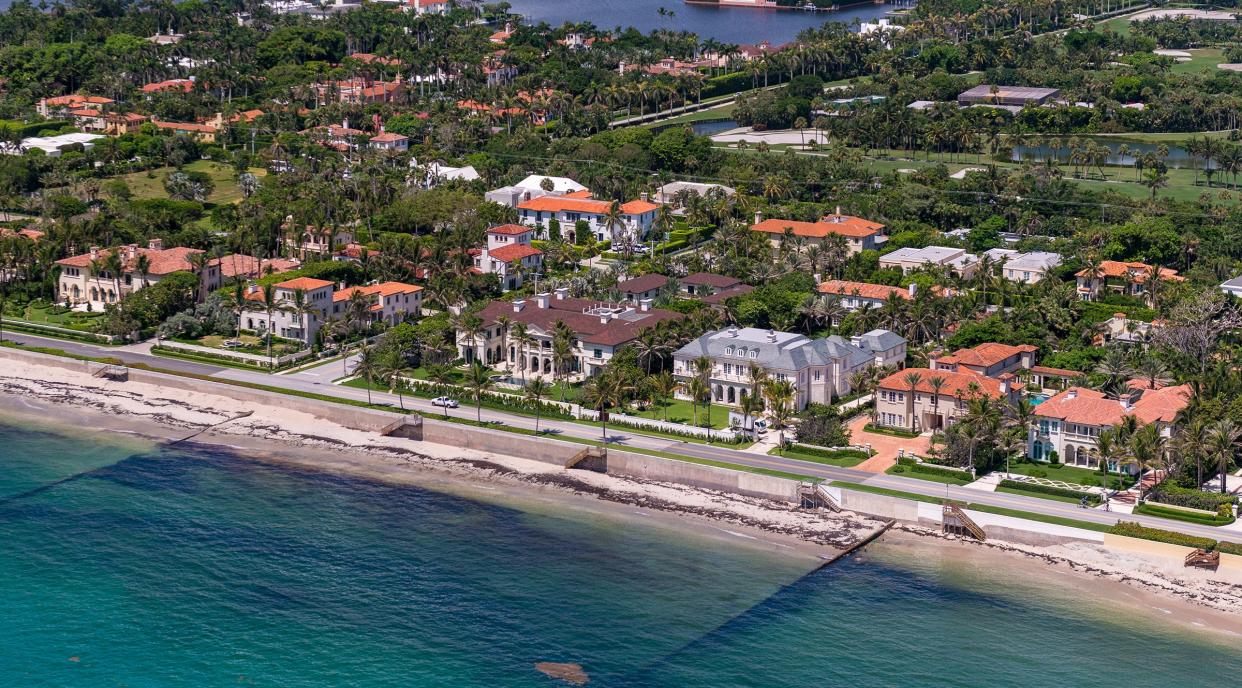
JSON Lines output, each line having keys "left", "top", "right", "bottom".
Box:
{"left": 4, "top": 357, "right": 1242, "bottom": 627}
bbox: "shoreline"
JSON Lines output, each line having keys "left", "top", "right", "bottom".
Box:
{"left": 5, "top": 358, "right": 1242, "bottom": 630}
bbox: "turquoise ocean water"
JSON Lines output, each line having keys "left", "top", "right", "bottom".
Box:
{"left": 2, "top": 416, "right": 1241, "bottom": 687}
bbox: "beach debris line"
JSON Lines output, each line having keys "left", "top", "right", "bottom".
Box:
{"left": 535, "top": 662, "right": 589, "bottom": 685}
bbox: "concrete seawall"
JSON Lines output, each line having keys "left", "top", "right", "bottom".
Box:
{"left": 0, "top": 347, "right": 1111, "bottom": 548}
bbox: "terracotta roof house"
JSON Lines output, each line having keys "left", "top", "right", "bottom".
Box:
{"left": 749, "top": 210, "right": 885, "bottom": 254}
{"left": 142, "top": 78, "right": 195, "bottom": 94}
{"left": 370, "top": 131, "right": 409, "bottom": 152}
{"left": 1030, "top": 384, "right": 1192, "bottom": 471}
{"left": 331, "top": 281, "right": 423, "bottom": 325}
{"left": 210, "top": 254, "right": 301, "bottom": 280}
{"left": 459, "top": 289, "right": 683, "bottom": 377}
{"left": 38, "top": 94, "right": 114, "bottom": 117}
{"left": 818, "top": 279, "right": 916, "bottom": 321}
{"left": 239, "top": 277, "right": 335, "bottom": 345}
{"left": 517, "top": 194, "right": 660, "bottom": 244}
{"left": 472, "top": 224, "right": 542, "bottom": 291}
{"left": 151, "top": 119, "right": 219, "bottom": 143}
{"left": 679, "top": 272, "right": 741, "bottom": 297}
{"left": 930, "top": 343, "right": 1038, "bottom": 378}
{"left": 1076, "top": 260, "right": 1182, "bottom": 305}
{"left": 874, "top": 367, "right": 1021, "bottom": 432}
{"left": 54, "top": 239, "right": 219, "bottom": 310}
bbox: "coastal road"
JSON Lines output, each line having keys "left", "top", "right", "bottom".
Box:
{"left": 6, "top": 331, "right": 1238, "bottom": 542}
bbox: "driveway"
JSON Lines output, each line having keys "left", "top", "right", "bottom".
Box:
{"left": 847, "top": 415, "right": 932, "bottom": 474}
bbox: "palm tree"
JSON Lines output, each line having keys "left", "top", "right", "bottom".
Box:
{"left": 1210, "top": 420, "right": 1241, "bottom": 495}
{"left": 465, "top": 361, "right": 494, "bottom": 424}
{"left": 652, "top": 370, "right": 677, "bottom": 422}
{"left": 902, "top": 371, "right": 923, "bottom": 432}
{"left": 581, "top": 367, "right": 632, "bottom": 445}
{"left": 525, "top": 377, "right": 550, "bottom": 435}
{"left": 259, "top": 283, "right": 286, "bottom": 370}
{"left": 376, "top": 352, "right": 407, "bottom": 411}
{"left": 352, "top": 344, "right": 381, "bottom": 406}
{"left": 694, "top": 355, "right": 714, "bottom": 440}
{"left": 763, "top": 379, "right": 795, "bottom": 453}
{"left": 927, "top": 375, "right": 946, "bottom": 428}
{"left": 1129, "top": 423, "right": 1165, "bottom": 502}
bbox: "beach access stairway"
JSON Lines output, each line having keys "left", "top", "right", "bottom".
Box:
{"left": 92, "top": 364, "right": 128, "bottom": 381}
{"left": 942, "top": 503, "right": 986, "bottom": 541}
{"left": 798, "top": 482, "right": 841, "bottom": 512}
{"left": 1185, "top": 549, "right": 1220, "bottom": 569}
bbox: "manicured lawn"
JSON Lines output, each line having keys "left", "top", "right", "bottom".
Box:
{"left": 770, "top": 446, "right": 869, "bottom": 468}
{"left": 112, "top": 160, "right": 265, "bottom": 205}
{"left": 1171, "top": 48, "right": 1225, "bottom": 75}
{"left": 886, "top": 464, "right": 974, "bottom": 485}
{"left": 1003, "top": 461, "right": 1135, "bottom": 490}
{"left": 646, "top": 101, "right": 737, "bottom": 128}
{"left": 996, "top": 485, "right": 1094, "bottom": 505}
{"left": 177, "top": 333, "right": 303, "bottom": 356}
{"left": 632, "top": 398, "right": 731, "bottom": 429}
{"left": 19, "top": 304, "right": 104, "bottom": 332}
{"left": 1134, "top": 502, "right": 1235, "bottom": 527}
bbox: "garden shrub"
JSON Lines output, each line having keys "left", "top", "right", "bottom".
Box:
{"left": 1108, "top": 521, "right": 1217, "bottom": 550}
{"left": 999, "top": 479, "right": 1099, "bottom": 504}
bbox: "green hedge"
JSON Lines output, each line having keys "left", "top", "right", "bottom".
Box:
{"left": 788, "top": 444, "right": 869, "bottom": 460}
{"left": 1134, "top": 502, "right": 1235, "bottom": 527}
{"left": 1148, "top": 484, "right": 1238, "bottom": 511}
{"left": 864, "top": 423, "right": 919, "bottom": 438}
{"left": 1218, "top": 541, "right": 1242, "bottom": 555}
{"left": 999, "top": 479, "right": 1100, "bottom": 505}
{"left": 1108, "top": 521, "right": 1218, "bottom": 550}
{"left": 898, "top": 456, "right": 973, "bottom": 481}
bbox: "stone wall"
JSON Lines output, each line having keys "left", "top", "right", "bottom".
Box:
{"left": 592, "top": 449, "right": 801, "bottom": 502}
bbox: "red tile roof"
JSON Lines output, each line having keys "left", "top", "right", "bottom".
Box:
{"left": 487, "top": 224, "right": 533, "bottom": 236}
{"left": 518, "top": 196, "right": 611, "bottom": 214}
{"left": 142, "top": 79, "right": 194, "bottom": 93}
{"left": 937, "top": 343, "right": 1037, "bottom": 369}
{"left": 56, "top": 245, "right": 204, "bottom": 276}
{"left": 620, "top": 199, "right": 659, "bottom": 214}
{"left": 877, "top": 367, "right": 1006, "bottom": 399}
{"left": 152, "top": 120, "right": 218, "bottom": 134}
{"left": 818, "top": 279, "right": 911, "bottom": 300}
{"left": 370, "top": 132, "right": 407, "bottom": 143}
{"left": 277, "top": 277, "right": 334, "bottom": 291}
{"left": 487, "top": 243, "right": 542, "bottom": 263}
{"left": 1030, "top": 365, "right": 1081, "bottom": 378}
{"left": 333, "top": 281, "right": 422, "bottom": 302}
{"left": 1034, "top": 385, "right": 1191, "bottom": 426}
{"left": 1076, "top": 260, "right": 1183, "bottom": 283}
{"left": 751, "top": 214, "right": 884, "bottom": 239}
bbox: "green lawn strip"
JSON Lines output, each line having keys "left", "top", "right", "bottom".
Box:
{"left": 995, "top": 485, "right": 1096, "bottom": 505}
{"left": 150, "top": 345, "right": 282, "bottom": 372}
{"left": 3, "top": 319, "right": 118, "bottom": 345}
{"left": 630, "top": 398, "right": 731, "bottom": 429}
{"left": 831, "top": 481, "right": 946, "bottom": 505}
{"left": 443, "top": 417, "right": 813, "bottom": 480}
{"left": 886, "top": 465, "right": 973, "bottom": 485}
{"left": 770, "top": 446, "right": 868, "bottom": 468}
{"left": 964, "top": 503, "right": 1113, "bottom": 533}
{"left": 342, "top": 376, "right": 747, "bottom": 447}
{"left": 1134, "top": 502, "right": 1236, "bottom": 527}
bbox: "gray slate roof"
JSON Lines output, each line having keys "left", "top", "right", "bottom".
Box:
{"left": 674, "top": 327, "right": 902, "bottom": 372}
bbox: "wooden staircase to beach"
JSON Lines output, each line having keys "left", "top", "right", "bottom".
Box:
{"left": 92, "top": 364, "right": 128, "bottom": 381}
{"left": 942, "top": 503, "right": 986, "bottom": 541}
{"left": 1185, "top": 549, "right": 1220, "bottom": 569}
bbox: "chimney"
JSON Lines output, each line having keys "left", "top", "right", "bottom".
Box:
{"left": 729, "top": 326, "right": 739, "bottom": 337}
{"left": 832, "top": 206, "right": 843, "bottom": 222}
{"left": 1000, "top": 378, "right": 1011, "bottom": 394}
{"left": 126, "top": 244, "right": 138, "bottom": 260}
{"left": 1067, "top": 389, "right": 1078, "bottom": 399}
{"left": 639, "top": 298, "right": 652, "bottom": 312}
{"left": 534, "top": 292, "right": 550, "bottom": 309}
{"left": 147, "top": 238, "right": 163, "bottom": 251}
{"left": 600, "top": 312, "right": 611, "bottom": 324}
{"left": 767, "top": 329, "right": 777, "bottom": 343}
{"left": 89, "top": 245, "right": 100, "bottom": 259}
{"left": 908, "top": 283, "right": 917, "bottom": 297}
{"left": 754, "top": 211, "right": 762, "bottom": 225}
{"left": 640, "top": 192, "right": 649, "bottom": 202}
{"left": 850, "top": 335, "right": 863, "bottom": 347}
{"left": 555, "top": 287, "right": 568, "bottom": 300}
{"left": 342, "top": 118, "right": 349, "bottom": 130}
{"left": 513, "top": 299, "right": 526, "bottom": 313}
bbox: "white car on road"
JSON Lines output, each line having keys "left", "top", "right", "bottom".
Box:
{"left": 431, "top": 397, "right": 459, "bottom": 409}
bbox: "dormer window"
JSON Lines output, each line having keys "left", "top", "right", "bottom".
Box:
{"left": 749, "top": 351, "right": 757, "bottom": 359}
{"left": 725, "top": 347, "right": 733, "bottom": 356}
